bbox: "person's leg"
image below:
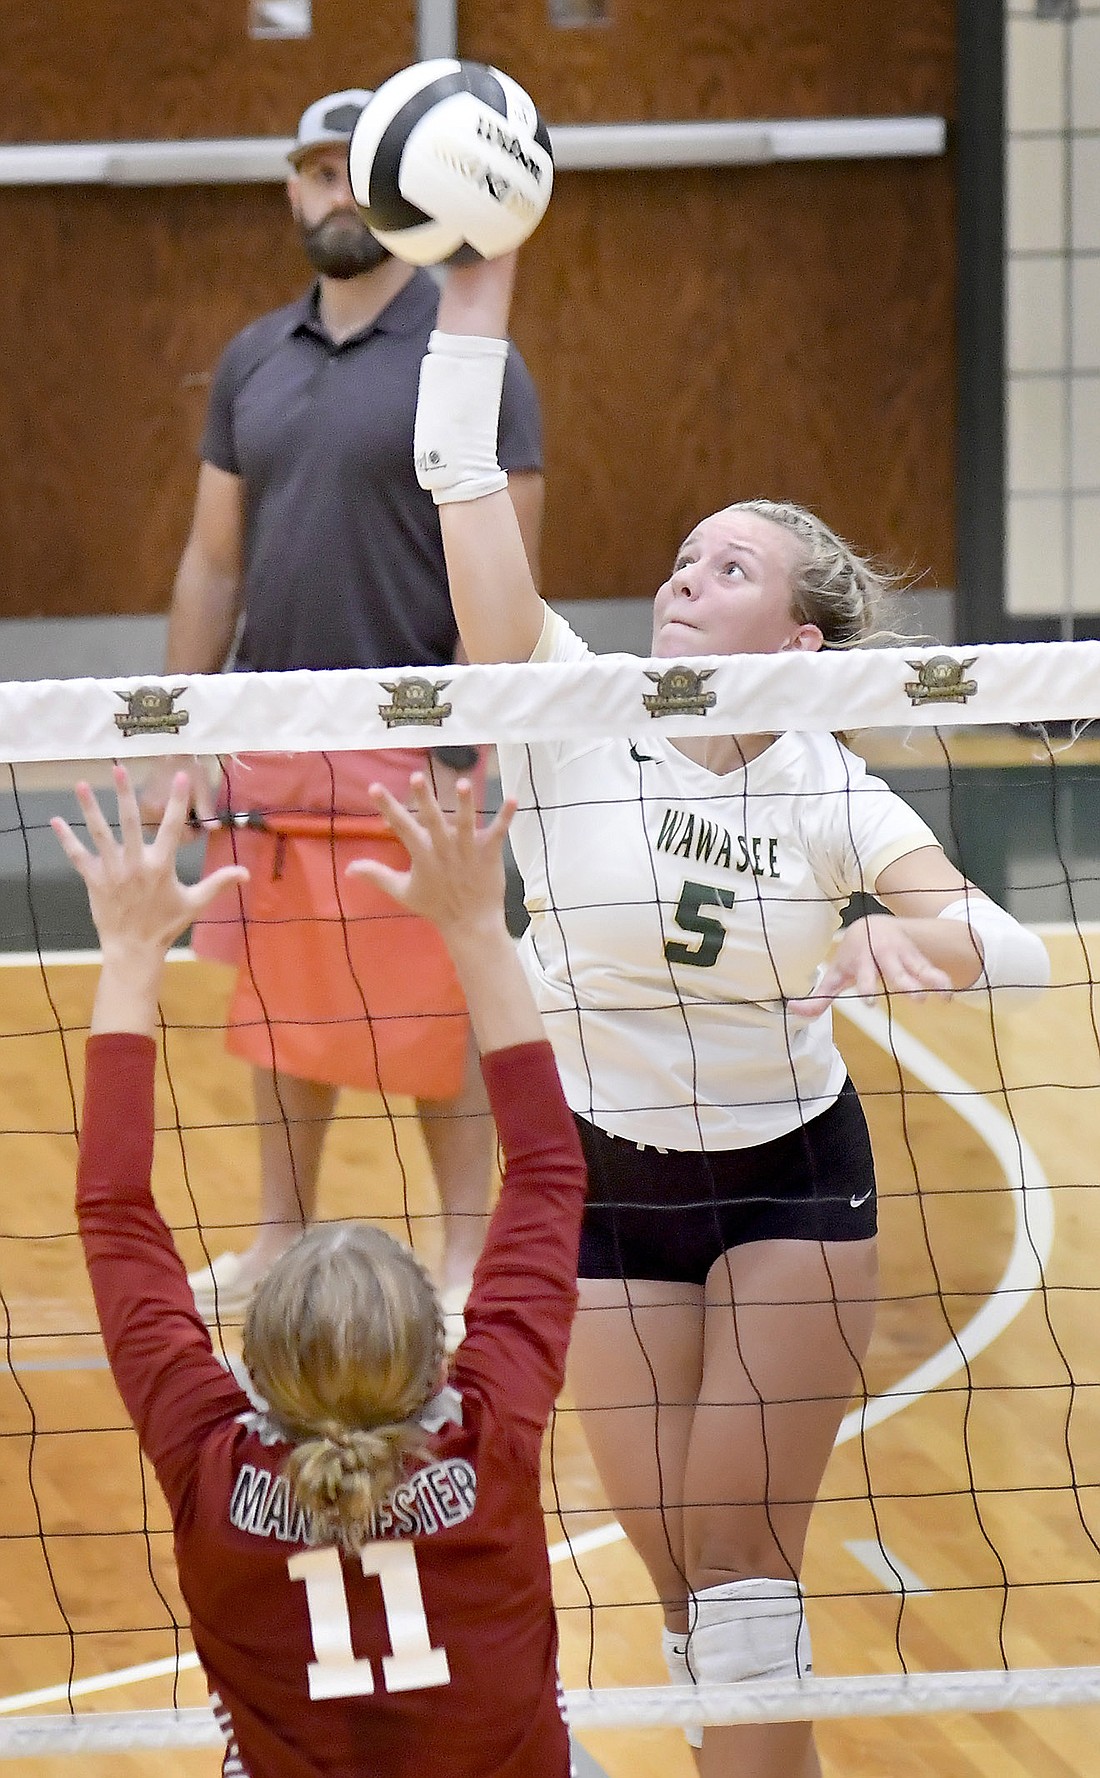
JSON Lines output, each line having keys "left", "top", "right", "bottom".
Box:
{"left": 415, "top": 1025, "right": 495, "bottom": 1299}
{"left": 683, "top": 1236, "right": 878, "bottom": 1778}
{"left": 249, "top": 1065, "right": 337, "bottom": 1265}
{"left": 188, "top": 1065, "right": 338, "bottom": 1312}
{"left": 567, "top": 1276, "right": 705, "bottom": 1633}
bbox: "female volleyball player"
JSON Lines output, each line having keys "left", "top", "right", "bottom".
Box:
{"left": 411, "top": 253, "right": 1052, "bottom": 1777}
{"left": 54, "top": 764, "right": 585, "bottom": 1778}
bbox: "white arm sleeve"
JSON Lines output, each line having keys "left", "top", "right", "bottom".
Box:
{"left": 414, "top": 330, "right": 508, "bottom": 505}
{"left": 937, "top": 897, "right": 1051, "bottom": 1002}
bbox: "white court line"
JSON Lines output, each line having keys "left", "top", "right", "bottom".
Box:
{"left": 844, "top": 1539, "right": 932, "bottom": 1597}
{"left": 548, "top": 1521, "right": 628, "bottom": 1565}
{"left": 0, "top": 994, "right": 1056, "bottom": 1708}
{"left": 834, "top": 1000, "right": 1053, "bottom": 1443}
{"left": 1032, "top": 922, "right": 1100, "bottom": 934}
{"left": 0, "top": 948, "right": 195, "bottom": 968}
{"left": 0, "top": 1654, "right": 199, "bottom": 1715}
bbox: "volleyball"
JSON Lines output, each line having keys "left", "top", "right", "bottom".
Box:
{"left": 347, "top": 59, "right": 553, "bottom": 266}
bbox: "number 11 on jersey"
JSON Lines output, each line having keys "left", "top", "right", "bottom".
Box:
{"left": 289, "top": 1542, "right": 451, "bottom": 1699}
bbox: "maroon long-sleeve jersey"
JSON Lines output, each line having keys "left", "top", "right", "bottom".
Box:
{"left": 77, "top": 1033, "right": 587, "bottom": 1778}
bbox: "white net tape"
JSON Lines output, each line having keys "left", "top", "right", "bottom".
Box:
{"left": 0, "top": 639, "right": 1098, "bottom": 763}
{"left": 5, "top": 1668, "right": 1100, "bottom": 1754}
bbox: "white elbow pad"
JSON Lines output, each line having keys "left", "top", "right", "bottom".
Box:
{"left": 414, "top": 330, "right": 509, "bottom": 505}
{"left": 937, "top": 897, "right": 1051, "bottom": 1001}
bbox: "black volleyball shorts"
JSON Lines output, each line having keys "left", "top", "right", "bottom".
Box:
{"left": 575, "top": 1078, "right": 877, "bottom": 1286}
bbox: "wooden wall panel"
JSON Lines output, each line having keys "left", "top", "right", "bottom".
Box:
{"left": 0, "top": 1, "right": 958, "bottom": 622}
{"left": 0, "top": 2, "right": 414, "bottom": 139}
{"left": 0, "top": 184, "right": 309, "bottom": 618}
{"left": 511, "top": 153, "right": 956, "bottom": 606}
{"left": 464, "top": 0, "right": 955, "bottom": 122}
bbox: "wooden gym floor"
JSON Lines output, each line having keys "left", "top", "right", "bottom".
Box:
{"left": 0, "top": 930, "right": 1098, "bottom": 1776}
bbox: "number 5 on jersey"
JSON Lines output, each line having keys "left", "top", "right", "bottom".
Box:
{"left": 290, "top": 1542, "right": 450, "bottom": 1699}
{"left": 665, "top": 879, "right": 736, "bottom": 968}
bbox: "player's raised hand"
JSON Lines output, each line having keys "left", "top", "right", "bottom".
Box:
{"left": 348, "top": 774, "right": 515, "bottom": 939}
{"left": 351, "top": 774, "right": 543, "bottom": 1056}
{"left": 51, "top": 764, "right": 247, "bottom": 960}
{"left": 787, "top": 913, "right": 954, "bottom": 1021}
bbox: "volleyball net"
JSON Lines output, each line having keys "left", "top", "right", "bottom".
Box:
{"left": 1, "top": 641, "right": 1100, "bottom": 1766}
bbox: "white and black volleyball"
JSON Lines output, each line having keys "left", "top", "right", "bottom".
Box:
{"left": 347, "top": 59, "right": 553, "bottom": 266}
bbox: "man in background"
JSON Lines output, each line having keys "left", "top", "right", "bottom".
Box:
{"left": 142, "top": 90, "right": 543, "bottom": 1341}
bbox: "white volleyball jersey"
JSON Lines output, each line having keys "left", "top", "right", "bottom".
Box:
{"left": 497, "top": 609, "right": 939, "bottom": 1150}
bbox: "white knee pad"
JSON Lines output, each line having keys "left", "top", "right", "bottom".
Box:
{"left": 687, "top": 1578, "right": 813, "bottom": 1686}
{"left": 661, "top": 1627, "right": 703, "bottom": 1750}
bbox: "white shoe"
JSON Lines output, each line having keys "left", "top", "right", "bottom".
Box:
{"left": 188, "top": 1251, "right": 256, "bottom": 1319}
{"left": 440, "top": 1284, "right": 470, "bottom": 1356}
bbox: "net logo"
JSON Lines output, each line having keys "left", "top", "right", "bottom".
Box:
{"left": 642, "top": 665, "right": 717, "bottom": 718}
{"left": 904, "top": 654, "right": 978, "bottom": 707}
{"left": 114, "top": 684, "right": 190, "bottom": 737}
{"left": 379, "top": 675, "right": 453, "bottom": 728}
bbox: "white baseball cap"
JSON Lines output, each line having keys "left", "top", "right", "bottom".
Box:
{"left": 288, "top": 90, "right": 373, "bottom": 166}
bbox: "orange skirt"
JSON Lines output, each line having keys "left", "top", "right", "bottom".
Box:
{"left": 190, "top": 750, "right": 484, "bottom": 1099}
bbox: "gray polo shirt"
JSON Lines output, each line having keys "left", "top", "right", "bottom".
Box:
{"left": 200, "top": 269, "right": 542, "bottom": 672}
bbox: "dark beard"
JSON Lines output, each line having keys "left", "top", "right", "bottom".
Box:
{"left": 299, "top": 212, "right": 391, "bottom": 279}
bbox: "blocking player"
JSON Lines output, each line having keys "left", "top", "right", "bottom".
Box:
{"left": 55, "top": 765, "right": 585, "bottom": 1778}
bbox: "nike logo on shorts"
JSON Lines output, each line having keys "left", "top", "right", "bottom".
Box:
{"left": 629, "top": 741, "right": 659, "bottom": 764}
{"left": 849, "top": 1186, "right": 874, "bottom": 1209}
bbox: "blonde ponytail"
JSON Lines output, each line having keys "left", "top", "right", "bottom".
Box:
{"left": 285, "top": 1421, "right": 432, "bottom": 1550}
